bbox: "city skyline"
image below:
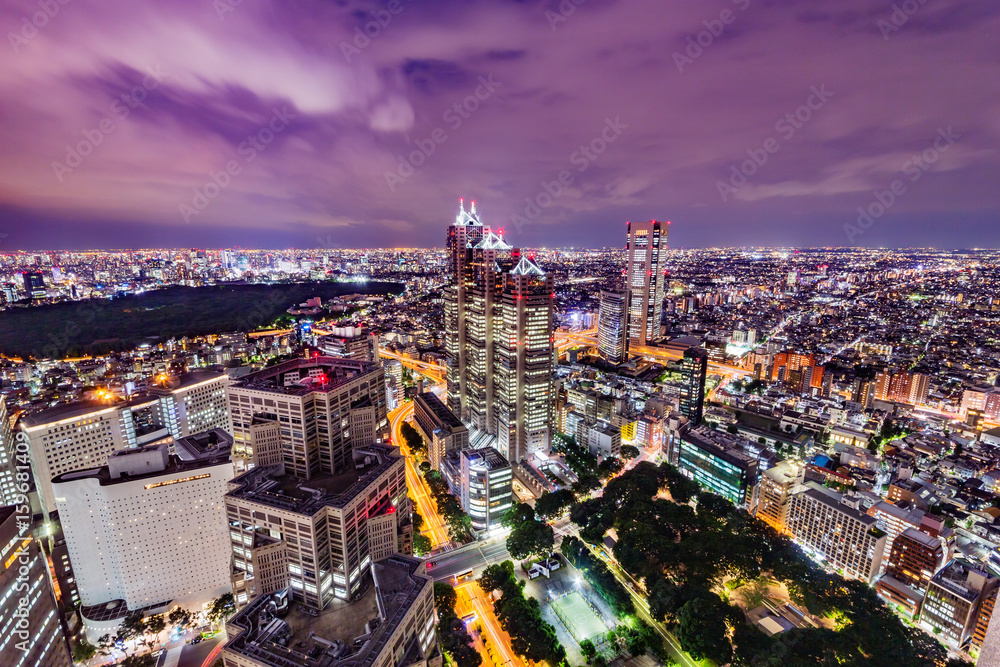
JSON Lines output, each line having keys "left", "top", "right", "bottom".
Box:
{"left": 1, "top": 1, "right": 998, "bottom": 250}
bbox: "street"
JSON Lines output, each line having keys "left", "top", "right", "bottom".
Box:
{"left": 430, "top": 538, "right": 511, "bottom": 582}
{"left": 156, "top": 633, "right": 224, "bottom": 667}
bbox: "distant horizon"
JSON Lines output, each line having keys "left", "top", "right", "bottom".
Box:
{"left": 2, "top": 244, "right": 999, "bottom": 254}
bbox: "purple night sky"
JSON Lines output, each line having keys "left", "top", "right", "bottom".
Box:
{"left": 0, "top": 0, "right": 997, "bottom": 250}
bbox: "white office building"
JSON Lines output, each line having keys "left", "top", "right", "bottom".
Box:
{"left": 21, "top": 372, "right": 231, "bottom": 517}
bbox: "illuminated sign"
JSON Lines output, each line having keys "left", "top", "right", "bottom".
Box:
{"left": 144, "top": 473, "right": 211, "bottom": 490}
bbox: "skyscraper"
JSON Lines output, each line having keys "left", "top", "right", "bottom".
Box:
{"left": 597, "top": 290, "right": 627, "bottom": 364}
{"left": 444, "top": 199, "right": 485, "bottom": 420}
{"left": 0, "top": 506, "right": 72, "bottom": 667}
{"left": 494, "top": 254, "right": 555, "bottom": 462}
{"left": 0, "top": 396, "right": 19, "bottom": 506}
{"left": 679, "top": 346, "right": 708, "bottom": 425}
{"left": 444, "top": 199, "right": 554, "bottom": 463}
{"left": 625, "top": 220, "right": 668, "bottom": 348}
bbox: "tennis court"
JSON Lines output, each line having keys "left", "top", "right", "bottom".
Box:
{"left": 551, "top": 591, "right": 607, "bottom": 644}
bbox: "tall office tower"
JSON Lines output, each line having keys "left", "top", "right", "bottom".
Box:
{"left": 226, "top": 444, "right": 410, "bottom": 610}
{"left": 0, "top": 506, "right": 73, "bottom": 667}
{"left": 679, "top": 346, "right": 708, "bottom": 425}
{"left": 463, "top": 229, "right": 511, "bottom": 434}
{"left": 224, "top": 555, "right": 437, "bottom": 667}
{"left": 625, "top": 220, "right": 668, "bottom": 349}
{"left": 0, "top": 396, "right": 19, "bottom": 505}
{"left": 22, "top": 372, "right": 231, "bottom": 517}
{"left": 444, "top": 199, "right": 485, "bottom": 419}
{"left": 494, "top": 255, "right": 555, "bottom": 463}
{"left": 597, "top": 290, "right": 628, "bottom": 364}
{"left": 228, "top": 357, "right": 388, "bottom": 479}
{"left": 444, "top": 200, "right": 554, "bottom": 463}
{"left": 875, "top": 370, "right": 930, "bottom": 406}
{"left": 52, "top": 436, "right": 234, "bottom": 642}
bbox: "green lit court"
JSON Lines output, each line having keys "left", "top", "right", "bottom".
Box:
{"left": 551, "top": 592, "right": 607, "bottom": 645}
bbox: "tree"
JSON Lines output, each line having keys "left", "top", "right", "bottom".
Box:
{"left": 95, "top": 634, "right": 115, "bottom": 660}
{"left": 660, "top": 463, "right": 700, "bottom": 503}
{"left": 167, "top": 606, "right": 193, "bottom": 631}
{"left": 117, "top": 610, "right": 146, "bottom": 649}
{"left": 72, "top": 638, "right": 97, "bottom": 663}
{"left": 141, "top": 614, "right": 166, "bottom": 650}
{"left": 675, "top": 596, "right": 735, "bottom": 665}
{"left": 434, "top": 583, "right": 458, "bottom": 617}
{"left": 506, "top": 520, "right": 554, "bottom": 560}
{"left": 400, "top": 421, "right": 426, "bottom": 455}
{"left": 534, "top": 489, "right": 575, "bottom": 520}
{"left": 207, "top": 593, "right": 235, "bottom": 627}
{"left": 502, "top": 503, "right": 536, "bottom": 528}
{"left": 121, "top": 655, "right": 155, "bottom": 667}
{"left": 413, "top": 533, "right": 432, "bottom": 556}
{"left": 479, "top": 561, "right": 516, "bottom": 595}
{"left": 620, "top": 445, "right": 641, "bottom": 460}
{"left": 598, "top": 456, "right": 624, "bottom": 478}
{"left": 579, "top": 639, "right": 597, "bottom": 662}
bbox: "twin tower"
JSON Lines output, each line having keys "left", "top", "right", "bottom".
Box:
{"left": 443, "top": 199, "right": 554, "bottom": 464}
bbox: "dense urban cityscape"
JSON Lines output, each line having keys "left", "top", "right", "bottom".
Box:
{"left": 2, "top": 1, "right": 998, "bottom": 667}
{"left": 0, "top": 200, "right": 998, "bottom": 667}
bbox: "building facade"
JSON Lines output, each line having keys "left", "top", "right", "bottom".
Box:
{"left": 443, "top": 200, "right": 555, "bottom": 464}
{"left": 0, "top": 505, "right": 72, "bottom": 667}
{"left": 228, "top": 357, "right": 388, "bottom": 480}
{"left": 597, "top": 290, "right": 627, "bottom": 364}
{"left": 223, "top": 555, "right": 439, "bottom": 667}
{"left": 441, "top": 448, "right": 512, "bottom": 531}
{"left": 876, "top": 527, "right": 945, "bottom": 619}
{"left": 22, "top": 372, "right": 231, "bottom": 517}
{"left": 786, "top": 486, "right": 887, "bottom": 584}
{"left": 625, "top": 221, "right": 667, "bottom": 348}
{"left": 675, "top": 426, "right": 759, "bottom": 506}
{"left": 920, "top": 559, "right": 998, "bottom": 649}
{"left": 412, "top": 392, "right": 468, "bottom": 472}
{"left": 52, "top": 441, "right": 234, "bottom": 641}
{"left": 225, "top": 444, "right": 410, "bottom": 611}
{"left": 679, "top": 346, "right": 708, "bottom": 425}
{"left": 875, "top": 370, "right": 930, "bottom": 406}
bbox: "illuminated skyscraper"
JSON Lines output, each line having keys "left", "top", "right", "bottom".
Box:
{"left": 444, "top": 200, "right": 554, "bottom": 463}
{"left": 597, "top": 290, "right": 627, "bottom": 364}
{"left": 679, "top": 346, "right": 708, "bottom": 425}
{"left": 625, "top": 221, "right": 668, "bottom": 348}
{"left": 494, "top": 254, "right": 555, "bottom": 462}
{"left": 444, "top": 199, "right": 484, "bottom": 419}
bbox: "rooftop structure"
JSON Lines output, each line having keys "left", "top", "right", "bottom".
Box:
{"left": 223, "top": 555, "right": 438, "bottom": 667}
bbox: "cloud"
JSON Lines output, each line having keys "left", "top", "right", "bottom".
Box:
{"left": 0, "top": 0, "right": 997, "bottom": 249}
